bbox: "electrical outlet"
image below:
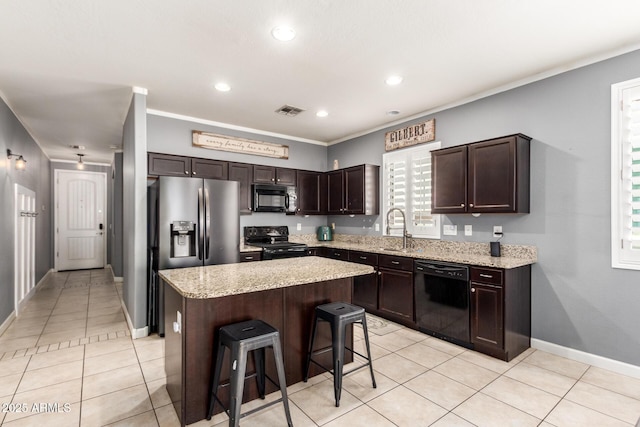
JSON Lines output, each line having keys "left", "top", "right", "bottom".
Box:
{"left": 375, "top": 223, "right": 380, "bottom": 231}
{"left": 493, "top": 226, "right": 503, "bottom": 238}
{"left": 465, "top": 225, "right": 472, "bottom": 236}
{"left": 296, "top": 223, "right": 301, "bottom": 231}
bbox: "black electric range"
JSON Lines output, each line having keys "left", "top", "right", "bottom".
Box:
{"left": 244, "top": 226, "right": 309, "bottom": 260}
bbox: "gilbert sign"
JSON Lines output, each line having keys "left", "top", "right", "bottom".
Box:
{"left": 384, "top": 119, "right": 435, "bottom": 151}
{"left": 193, "top": 131, "right": 289, "bottom": 159}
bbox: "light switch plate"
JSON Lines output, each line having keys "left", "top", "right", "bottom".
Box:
{"left": 296, "top": 223, "right": 301, "bottom": 231}
{"left": 443, "top": 225, "right": 458, "bottom": 236}
{"left": 465, "top": 225, "right": 472, "bottom": 236}
{"left": 493, "top": 226, "right": 503, "bottom": 238}
{"left": 375, "top": 223, "right": 380, "bottom": 231}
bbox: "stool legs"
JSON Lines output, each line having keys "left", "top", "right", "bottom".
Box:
{"left": 254, "top": 347, "right": 266, "bottom": 399}
{"left": 361, "top": 315, "right": 377, "bottom": 389}
{"left": 272, "top": 336, "right": 294, "bottom": 427}
{"left": 303, "top": 314, "right": 319, "bottom": 382}
{"left": 207, "top": 339, "right": 226, "bottom": 420}
{"left": 228, "top": 343, "right": 248, "bottom": 427}
{"left": 331, "top": 321, "right": 346, "bottom": 407}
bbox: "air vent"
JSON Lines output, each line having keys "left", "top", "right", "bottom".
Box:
{"left": 275, "top": 105, "right": 305, "bottom": 117}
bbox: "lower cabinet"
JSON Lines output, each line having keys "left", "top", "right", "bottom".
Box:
{"left": 239, "top": 251, "right": 262, "bottom": 262}
{"left": 377, "top": 255, "right": 415, "bottom": 326}
{"left": 470, "top": 265, "right": 531, "bottom": 361}
{"left": 349, "top": 251, "right": 378, "bottom": 312}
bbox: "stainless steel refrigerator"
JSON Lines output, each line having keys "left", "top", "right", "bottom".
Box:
{"left": 148, "top": 177, "right": 240, "bottom": 335}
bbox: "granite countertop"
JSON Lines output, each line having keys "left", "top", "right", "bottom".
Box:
{"left": 159, "top": 256, "right": 374, "bottom": 299}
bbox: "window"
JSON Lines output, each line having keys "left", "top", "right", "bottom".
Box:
{"left": 383, "top": 141, "right": 441, "bottom": 239}
{"left": 612, "top": 78, "right": 640, "bottom": 270}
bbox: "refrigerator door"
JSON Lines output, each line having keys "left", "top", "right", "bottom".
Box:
{"left": 157, "top": 176, "right": 204, "bottom": 269}
{"left": 204, "top": 179, "right": 240, "bottom": 265}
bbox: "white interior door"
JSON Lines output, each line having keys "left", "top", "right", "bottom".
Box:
{"left": 55, "top": 170, "right": 107, "bottom": 271}
{"left": 15, "top": 184, "right": 36, "bottom": 315}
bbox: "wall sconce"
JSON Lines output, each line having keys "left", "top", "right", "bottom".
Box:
{"left": 77, "top": 154, "right": 85, "bottom": 170}
{"left": 7, "top": 149, "right": 27, "bottom": 170}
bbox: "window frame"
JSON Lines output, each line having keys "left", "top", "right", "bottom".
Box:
{"left": 611, "top": 77, "right": 640, "bottom": 270}
{"left": 382, "top": 141, "right": 441, "bottom": 239}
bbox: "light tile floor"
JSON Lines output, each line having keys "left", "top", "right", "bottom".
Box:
{"left": 1, "top": 269, "right": 640, "bottom": 426}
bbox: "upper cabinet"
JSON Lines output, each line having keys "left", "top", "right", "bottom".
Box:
{"left": 148, "top": 153, "right": 191, "bottom": 177}
{"left": 191, "top": 158, "right": 228, "bottom": 180}
{"left": 296, "top": 170, "right": 326, "bottom": 215}
{"left": 228, "top": 162, "right": 253, "bottom": 214}
{"left": 432, "top": 134, "right": 531, "bottom": 214}
{"left": 253, "top": 166, "right": 297, "bottom": 185}
{"left": 327, "top": 165, "right": 379, "bottom": 215}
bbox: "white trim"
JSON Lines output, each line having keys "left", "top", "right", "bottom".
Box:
{"left": 133, "top": 86, "right": 148, "bottom": 95}
{"left": 0, "top": 312, "right": 16, "bottom": 337}
{"left": 50, "top": 158, "right": 111, "bottom": 167}
{"left": 121, "top": 298, "right": 149, "bottom": 339}
{"left": 147, "top": 109, "right": 328, "bottom": 146}
{"left": 611, "top": 77, "right": 640, "bottom": 270}
{"left": 106, "top": 264, "right": 123, "bottom": 282}
{"left": 531, "top": 338, "right": 640, "bottom": 380}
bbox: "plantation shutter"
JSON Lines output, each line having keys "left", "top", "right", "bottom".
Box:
{"left": 624, "top": 87, "right": 640, "bottom": 254}
{"left": 410, "top": 150, "right": 437, "bottom": 233}
{"left": 385, "top": 156, "right": 406, "bottom": 235}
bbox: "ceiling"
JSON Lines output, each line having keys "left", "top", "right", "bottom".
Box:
{"left": 1, "top": 1, "right": 640, "bottom": 164}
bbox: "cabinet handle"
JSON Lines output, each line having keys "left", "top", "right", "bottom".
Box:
{"left": 271, "top": 178, "right": 275, "bottom": 182}
{"left": 378, "top": 271, "right": 382, "bottom": 275}
{"left": 277, "top": 178, "right": 281, "bottom": 182}
{"left": 391, "top": 261, "right": 400, "bottom": 265}
{"left": 245, "top": 256, "right": 253, "bottom": 260}
{"left": 479, "top": 274, "right": 493, "bottom": 278}
{"left": 334, "top": 253, "right": 341, "bottom": 257}
{"left": 193, "top": 171, "right": 197, "bottom": 175}
{"left": 359, "top": 256, "right": 367, "bottom": 260}
{"left": 460, "top": 203, "right": 465, "bottom": 207}
{"left": 248, "top": 208, "right": 252, "bottom": 211}
{"left": 471, "top": 288, "right": 476, "bottom": 292}
{"left": 184, "top": 171, "right": 189, "bottom": 175}
{"left": 469, "top": 203, "right": 473, "bottom": 207}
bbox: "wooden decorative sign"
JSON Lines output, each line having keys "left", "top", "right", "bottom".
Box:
{"left": 193, "top": 131, "right": 289, "bottom": 159}
{"left": 384, "top": 119, "right": 436, "bottom": 151}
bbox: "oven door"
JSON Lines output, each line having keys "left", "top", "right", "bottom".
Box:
{"left": 414, "top": 260, "right": 471, "bottom": 346}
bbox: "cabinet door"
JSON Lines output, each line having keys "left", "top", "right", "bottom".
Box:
{"left": 325, "top": 248, "right": 349, "bottom": 260}
{"left": 239, "top": 251, "right": 262, "bottom": 262}
{"left": 349, "top": 251, "right": 379, "bottom": 311}
{"left": 191, "top": 158, "right": 228, "bottom": 180}
{"left": 470, "top": 282, "right": 504, "bottom": 350}
{"left": 228, "top": 163, "right": 253, "bottom": 214}
{"left": 431, "top": 146, "right": 468, "bottom": 213}
{"left": 468, "top": 137, "right": 516, "bottom": 212}
{"left": 344, "top": 165, "right": 365, "bottom": 214}
{"left": 378, "top": 267, "right": 414, "bottom": 323}
{"left": 253, "top": 165, "right": 276, "bottom": 183}
{"left": 297, "top": 170, "right": 325, "bottom": 214}
{"left": 148, "top": 153, "right": 191, "bottom": 177}
{"left": 276, "top": 168, "right": 297, "bottom": 185}
{"left": 326, "top": 170, "right": 344, "bottom": 214}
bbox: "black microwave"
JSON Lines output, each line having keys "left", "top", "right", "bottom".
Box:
{"left": 252, "top": 184, "right": 297, "bottom": 213}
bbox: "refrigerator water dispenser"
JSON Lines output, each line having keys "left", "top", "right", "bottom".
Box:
{"left": 171, "top": 221, "right": 195, "bottom": 258}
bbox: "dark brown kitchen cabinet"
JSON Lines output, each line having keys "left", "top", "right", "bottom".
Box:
{"left": 148, "top": 153, "right": 191, "bottom": 177}
{"left": 377, "top": 254, "right": 414, "bottom": 326}
{"left": 432, "top": 134, "right": 531, "bottom": 214}
{"left": 296, "top": 170, "right": 326, "bottom": 215}
{"left": 470, "top": 265, "right": 531, "bottom": 361}
{"left": 326, "top": 165, "right": 379, "bottom": 215}
{"left": 253, "top": 166, "right": 297, "bottom": 185}
{"left": 228, "top": 162, "right": 253, "bottom": 214}
{"left": 190, "top": 158, "right": 228, "bottom": 179}
{"left": 324, "top": 248, "right": 349, "bottom": 260}
{"left": 239, "top": 251, "right": 262, "bottom": 262}
{"left": 349, "top": 251, "right": 379, "bottom": 312}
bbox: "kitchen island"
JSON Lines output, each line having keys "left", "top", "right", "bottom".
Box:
{"left": 160, "top": 256, "right": 374, "bottom": 426}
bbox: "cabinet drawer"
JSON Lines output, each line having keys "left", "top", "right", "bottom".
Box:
{"left": 326, "top": 248, "right": 349, "bottom": 260}
{"left": 348, "top": 251, "right": 378, "bottom": 267}
{"left": 378, "top": 254, "right": 412, "bottom": 271}
{"left": 471, "top": 267, "right": 503, "bottom": 285}
{"left": 239, "top": 251, "right": 262, "bottom": 262}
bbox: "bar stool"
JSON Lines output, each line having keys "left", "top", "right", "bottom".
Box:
{"left": 304, "top": 302, "right": 376, "bottom": 407}
{"left": 207, "top": 319, "right": 293, "bottom": 427}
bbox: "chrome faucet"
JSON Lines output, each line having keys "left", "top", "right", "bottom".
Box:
{"left": 385, "top": 208, "right": 412, "bottom": 249}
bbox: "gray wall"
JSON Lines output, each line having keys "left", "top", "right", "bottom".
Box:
{"left": 146, "top": 114, "right": 329, "bottom": 235}
{"left": 328, "top": 49, "right": 640, "bottom": 366}
{"left": 0, "top": 96, "right": 52, "bottom": 325}
{"left": 111, "top": 152, "right": 123, "bottom": 277}
{"left": 122, "top": 92, "right": 148, "bottom": 330}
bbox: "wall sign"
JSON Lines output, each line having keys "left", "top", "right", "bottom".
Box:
{"left": 384, "top": 119, "right": 435, "bottom": 151}
{"left": 192, "top": 131, "right": 289, "bottom": 159}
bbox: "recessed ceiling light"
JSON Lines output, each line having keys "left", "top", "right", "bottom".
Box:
{"left": 385, "top": 75, "right": 403, "bottom": 86}
{"left": 387, "top": 110, "right": 401, "bottom": 116}
{"left": 316, "top": 110, "right": 329, "bottom": 118}
{"left": 271, "top": 26, "right": 296, "bottom": 42}
{"left": 214, "top": 82, "right": 231, "bottom": 92}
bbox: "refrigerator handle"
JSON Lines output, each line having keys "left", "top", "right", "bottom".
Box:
{"left": 198, "top": 187, "right": 204, "bottom": 260}
{"left": 204, "top": 187, "right": 211, "bottom": 259}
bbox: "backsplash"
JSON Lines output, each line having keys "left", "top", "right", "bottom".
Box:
{"left": 292, "top": 233, "right": 537, "bottom": 260}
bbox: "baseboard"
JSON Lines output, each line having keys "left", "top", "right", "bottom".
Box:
{"left": 0, "top": 311, "right": 16, "bottom": 337}
{"left": 17, "top": 268, "right": 55, "bottom": 316}
{"left": 531, "top": 338, "right": 640, "bottom": 379}
{"left": 121, "top": 297, "right": 149, "bottom": 340}
{"left": 106, "top": 264, "right": 124, "bottom": 282}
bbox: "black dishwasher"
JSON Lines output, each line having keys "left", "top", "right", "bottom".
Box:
{"left": 414, "top": 260, "right": 471, "bottom": 347}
